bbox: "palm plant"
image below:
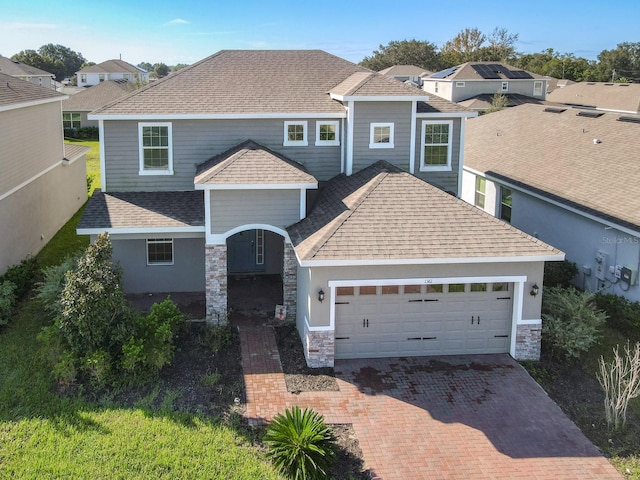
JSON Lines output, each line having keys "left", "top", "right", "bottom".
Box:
{"left": 263, "top": 406, "right": 338, "bottom": 480}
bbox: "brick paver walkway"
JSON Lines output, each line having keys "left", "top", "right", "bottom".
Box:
{"left": 236, "top": 317, "right": 622, "bottom": 479}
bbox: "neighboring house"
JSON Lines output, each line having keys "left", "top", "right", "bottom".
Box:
{"left": 546, "top": 77, "right": 575, "bottom": 93}
{"left": 62, "top": 79, "right": 133, "bottom": 132}
{"left": 76, "top": 59, "right": 149, "bottom": 87}
{"left": 546, "top": 81, "right": 640, "bottom": 114}
{"left": 79, "top": 50, "right": 562, "bottom": 367}
{"left": 0, "top": 55, "right": 55, "bottom": 89}
{"left": 423, "top": 62, "right": 547, "bottom": 111}
{"left": 379, "top": 65, "right": 431, "bottom": 87}
{"left": 462, "top": 103, "right": 640, "bottom": 302}
{"left": 0, "top": 73, "right": 88, "bottom": 273}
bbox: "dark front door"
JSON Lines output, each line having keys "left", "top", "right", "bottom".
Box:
{"left": 228, "top": 230, "right": 265, "bottom": 274}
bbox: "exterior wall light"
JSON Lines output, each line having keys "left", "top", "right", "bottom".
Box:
{"left": 530, "top": 283, "right": 539, "bottom": 296}
{"left": 318, "top": 289, "right": 325, "bottom": 303}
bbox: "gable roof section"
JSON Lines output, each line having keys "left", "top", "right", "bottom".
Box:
{"left": 77, "top": 59, "right": 145, "bottom": 75}
{"left": 288, "top": 161, "right": 561, "bottom": 264}
{"left": 464, "top": 104, "right": 640, "bottom": 232}
{"left": 63, "top": 143, "right": 91, "bottom": 163}
{"left": 329, "top": 71, "right": 428, "bottom": 100}
{"left": 62, "top": 79, "right": 133, "bottom": 111}
{"left": 0, "top": 55, "right": 54, "bottom": 77}
{"left": 428, "top": 62, "right": 545, "bottom": 81}
{"left": 379, "top": 65, "right": 431, "bottom": 77}
{"left": 0, "top": 72, "right": 65, "bottom": 110}
{"left": 458, "top": 93, "right": 544, "bottom": 110}
{"left": 194, "top": 140, "right": 317, "bottom": 187}
{"left": 546, "top": 82, "right": 640, "bottom": 113}
{"left": 77, "top": 190, "right": 204, "bottom": 233}
{"left": 417, "top": 93, "right": 476, "bottom": 114}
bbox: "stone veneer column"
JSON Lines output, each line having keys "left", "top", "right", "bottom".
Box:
{"left": 205, "top": 244, "right": 227, "bottom": 325}
{"left": 282, "top": 241, "right": 297, "bottom": 322}
{"left": 514, "top": 322, "right": 542, "bottom": 360}
{"left": 304, "top": 329, "right": 335, "bottom": 368}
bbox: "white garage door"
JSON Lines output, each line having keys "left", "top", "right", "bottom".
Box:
{"left": 334, "top": 282, "right": 513, "bottom": 359}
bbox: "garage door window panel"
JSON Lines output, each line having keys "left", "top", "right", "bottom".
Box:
{"left": 427, "top": 284, "right": 443, "bottom": 293}
{"left": 359, "top": 286, "right": 377, "bottom": 295}
{"left": 448, "top": 283, "right": 466, "bottom": 293}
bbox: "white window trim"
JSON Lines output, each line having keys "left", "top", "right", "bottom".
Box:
{"left": 369, "top": 122, "right": 395, "bottom": 149}
{"left": 533, "top": 80, "right": 543, "bottom": 96}
{"left": 138, "top": 122, "right": 174, "bottom": 175}
{"left": 283, "top": 121, "right": 308, "bottom": 146}
{"left": 501, "top": 82, "right": 509, "bottom": 92}
{"left": 146, "top": 238, "right": 174, "bottom": 266}
{"left": 475, "top": 176, "right": 486, "bottom": 209}
{"left": 455, "top": 81, "right": 465, "bottom": 87}
{"left": 315, "top": 120, "right": 340, "bottom": 146}
{"left": 419, "top": 120, "right": 453, "bottom": 172}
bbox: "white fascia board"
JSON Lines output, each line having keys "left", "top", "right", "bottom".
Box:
{"left": 99, "top": 120, "right": 106, "bottom": 191}
{"left": 195, "top": 183, "right": 317, "bottom": 191}
{"left": 328, "top": 275, "right": 527, "bottom": 288}
{"left": 330, "top": 93, "right": 428, "bottom": 102}
{"left": 208, "top": 224, "right": 291, "bottom": 245}
{"left": 0, "top": 95, "right": 67, "bottom": 113}
{"left": 416, "top": 112, "right": 478, "bottom": 119}
{"left": 77, "top": 226, "right": 205, "bottom": 235}
{"left": 88, "top": 112, "right": 346, "bottom": 121}
{"left": 299, "top": 254, "right": 564, "bottom": 268}
{"left": 467, "top": 168, "right": 640, "bottom": 238}
{"left": 518, "top": 318, "right": 542, "bottom": 325}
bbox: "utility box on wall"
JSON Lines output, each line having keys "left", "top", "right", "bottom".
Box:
{"left": 595, "top": 251, "right": 608, "bottom": 281}
{"left": 621, "top": 266, "right": 638, "bottom": 287}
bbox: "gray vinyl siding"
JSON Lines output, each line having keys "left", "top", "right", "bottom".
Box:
{"left": 210, "top": 189, "right": 300, "bottom": 234}
{"left": 351, "top": 101, "right": 413, "bottom": 173}
{"left": 451, "top": 80, "right": 546, "bottom": 103}
{"left": 112, "top": 237, "right": 205, "bottom": 293}
{"left": 102, "top": 118, "right": 342, "bottom": 192}
{"left": 413, "top": 117, "right": 461, "bottom": 193}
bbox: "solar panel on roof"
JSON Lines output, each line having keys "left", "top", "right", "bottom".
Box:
{"left": 471, "top": 64, "right": 500, "bottom": 79}
{"left": 431, "top": 66, "right": 458, "bottom": 78}
{"left": 508, "top": 70, "right": 533, "bottom": 79}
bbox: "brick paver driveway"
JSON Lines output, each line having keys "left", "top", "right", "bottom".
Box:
{"left": 238, "top": 319, "right": 621, "bottom": 479}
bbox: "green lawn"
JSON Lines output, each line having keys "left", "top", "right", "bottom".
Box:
{"left": 0, "top": 203, "right": 284, "bottom": 479}
{"left": 65, "top": 139, "right": 100, "bottom": 194}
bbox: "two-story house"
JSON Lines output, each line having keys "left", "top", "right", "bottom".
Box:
{"left": 76, "top": 59, "right": 149, "bottom": 88}
{"left": 423, "top": 62, "right": 547, "bottom": 112}
{"left": 0, "top": 73, "right": 88, "bottom": 273}
{"left": 0, "top": 55, "right": 55, "bottom": 89}
{"left": 462, "top": 103, "right": 640, "bottom": 302}
{"left": 79, "top": 50, "right": 562, "bottom": 367}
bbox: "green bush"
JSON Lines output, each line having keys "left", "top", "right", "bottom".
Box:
{"left": 0, "top": 281, "right": 17, "bottom": 326}
{"left": 544, "top": 260, "right": 579, "bottom": 288}
{"left": 594, "top": 292, "right": 640, "bottom": 337}
{"left": 36, "top": 256, "right": 78, "bottom": 317}
{"left": 264, "top": 406, "right": 338, "bottom": 480}
{"left": 542, "top": 286, "right": 607, "bottom": 361}
{"left": 0, "top": 256, "right": 39, "bottom": 300}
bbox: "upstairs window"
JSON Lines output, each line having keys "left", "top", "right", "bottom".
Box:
{"left": 315, "top": 121, "right": 340, "bottom": 146}
{"left": 533, "top": 80, "right": 543, "bottom": 96}
{"left": 475, "top": 177, "right": 486, "bottom": 209}
{"left": 500, "top": 187, "right": 512, "bottom": 223}
{"left": 283, "top": 121, "right": 308, "bottom": 146}
{"left": 139, "top": 123, "right": 173, "bottom": 175}
{"left": 369, "top": 123, "right": 394, "bottom": 149}
{"left": 420, "top": 120, "right": 453, "bottom": 171}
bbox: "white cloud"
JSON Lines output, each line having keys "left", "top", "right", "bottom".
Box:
{"left": 168, "top": 18, "right": 189, "bottom": 25}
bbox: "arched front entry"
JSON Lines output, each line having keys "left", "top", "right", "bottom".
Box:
{"left": 204, "top": 224, "right": 297, "bottom": 324}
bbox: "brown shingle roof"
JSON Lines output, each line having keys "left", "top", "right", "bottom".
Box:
{"left": 428, "top": 62, "right": 545, "bottom": 81}
{"left": 0, "top": 55, "right": 54, "bottom": 77}
{"left": 91, "top": 50, "right": 467, "bottom": 117}
{"left": 330, "top": 71, "right": 428, "bottom": 98}
{"left": 195, "top": 140, "right": 317, "bottom": 186}
{"left": 458, "top": 93, "right": 544, "bottom": 110}
{"left": 0, "top": 72, "right": 64, "bottom": 108}
{"left": 77, "top": 190, "right": 204, "bottom": 231}
{"left": 63, "top": 143, "right": 91, "bottom": 162}
{"left": 546, "top": 82, "right": 640, "bottom": 113}
{"left": 62, "top": 79, "right": 133, "bottom": 111}
{"left": 464, "top": 104, "right": 640, "bottom": 231}
{"left": 78, "top": 59, "right": 145, "bottom": 75}
{"left": 379, "top": 65, "right": 431, "bottom": 77}
{"left": 288, "top": 161, "right": 561, "bottom": 262}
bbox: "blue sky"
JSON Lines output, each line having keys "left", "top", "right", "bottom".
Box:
{"left": 1, "top": 0, "right": 637, "bottom": 66}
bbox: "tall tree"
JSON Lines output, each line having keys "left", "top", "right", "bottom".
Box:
{"left": 441, "top": 27, "right": 518, "bottom": 65}
{"left": 596, "top": 42, "right": 640, "bottom": 82}
{"left": 359, "top": 39, "right": 443, "bottom": 72}
{"left": 12, "top": 44, "right": 86, "bottom": 80}
{"left": 152, "top": 63, "right": 170, "bottom": 78}
{"left": 514, "top": 49, "right": 597, "bottom": 81}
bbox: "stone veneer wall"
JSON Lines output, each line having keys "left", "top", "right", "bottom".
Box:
{"left": 282, "top": 241, "right": 297, "bottom": 322}
{"left": 304, "top": 328, "right": 335, "bottom": 368}
{"left": 514, "top": 322, "right": 541, "bottom": 360}
{"left": 205, "top": 244, "right": 227, "bottom": 325}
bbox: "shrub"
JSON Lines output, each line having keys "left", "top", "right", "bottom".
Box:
{"left": 0, "top": 256, "right": 39, "bottom": 300}
{"left": 542, "top": 286, "right": 607, "bottom": 361}
{"left": 0, "top": 281, "right": 17, "bottom": 325}
{"left": 36, "top": 256, "right": 78, "bottom": 317}
{"left": 544, "top": 260, "right": 578, "bottom": 289}
{"left": 264, "top": 406, "right": 338, "bottom": 480}
{"left": 597, "top": 342, "right": 640, "bottom": 431}
{"left": 593, "top": 292, "right": 640, "bottom": 337}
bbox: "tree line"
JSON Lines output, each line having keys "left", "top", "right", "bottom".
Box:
{"left": 359, "top": 28, "right": 640, "bottom": 83}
